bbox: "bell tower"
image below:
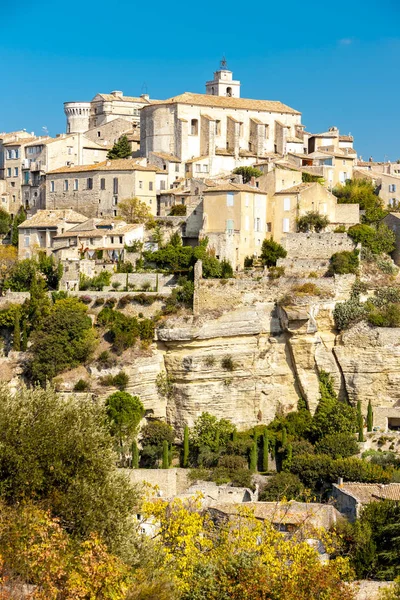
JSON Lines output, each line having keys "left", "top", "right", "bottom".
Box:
{"left": 205, "top": 57, "right": 241, "bottom": 98}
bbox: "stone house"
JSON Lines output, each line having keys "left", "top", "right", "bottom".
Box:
{"left": 200, "top": 182, "right": 268, "bottom": 269}
{"left": 307, "top": 127, "right": 355, "bottom": 155}
{"left": 147, "top": 152, "right": 184, "bottom": 191}
{"left": 354, "top": 168, "right": 400, "bottom": 209}
{"left": 17, "top": 209, "right": 88, "bottom": 259}
{"left": 21, "top": 134, "right": 108, "bottom": 213}
{"left": 331, "top": 482, "right": 400, "bottom": 522}
{"left": 52, "top": 218, "right": 144, "bottom": 263}
{"left": 46, "top": 159, "right": 159, "bottom": 218}
{"left": 288, "top": 148, "right": 355, "bottom": 189}
{"left": 208, "top": 501, "right": 342, "bottom": 535}
{"left": 140, "top": 64, "right": 302, "bottom": 177}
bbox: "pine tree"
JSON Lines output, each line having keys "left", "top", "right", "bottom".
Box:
{"left": 182, "top": 425, "right": 189, "bottom": 468}
{"left": 162, "top": 440, "right": 169, "bottom": 469}
{"left": 249, "top": 441, "right": 257, "bottom": 472}
{"left": 21, "top": 319, "right": 28, "bottom": 351}
{"left": 262, "top": 428, "right": 269, "bottom": 472}
{"left": 131, "top": 440, "right": 139, "bottom": 469}
{"left": 13, "top": 312, "right": 20, "bottom": 351}
{"left": 367, "top": 399, "right": 373, "bottom": 432}
{"left": 357, "top": 400, "right": 365, "bottom": 442}
{"left": 107, "top": 135, "right": 131, "bottom": 160}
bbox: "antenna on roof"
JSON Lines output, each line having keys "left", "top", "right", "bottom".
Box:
{"left": 141, "top": 81, "right": 148, "bottom": 94}
{"left": 42, "top": 126, "right": 49, "bottom": 136}
{"left": 220, "top": 55, "right": 228, "bottom": 69}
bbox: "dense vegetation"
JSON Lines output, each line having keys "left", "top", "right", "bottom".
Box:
{"left": 334, "top": 285, "right": 400, "bottom": 330}
{"left": 333, "top": 178, "right": 386, "bottom": 224}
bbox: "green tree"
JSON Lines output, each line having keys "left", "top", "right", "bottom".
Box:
{"left": 262, "top": 428, "right": 269, "bottom": 472}
{"left": 162, "top": 440, "right": 169, "bottom": 469}
{"left": 105, "top": 392, "right": 144, "bottom": 464}
{"left": 232, "top": 166, "right": 263, "bottom": 183}
{"left": 37, "top": 251, "right": 63, "bottom": 290}
{"left": 249, "top": 441, "right": 257, "bottom": 472}
{"left": 140, "top": 419, "right": 175, "bottom": 468}
{"left": 3, "top": 257, "right": 37, "bottom": 291}
{"left": 329, "top": 250, "right": 359, "bottom": 275}
{"left": 107, "top": 135, "right": 132, "bottom": 159}
{"left": 21, "top": 318, "right": 28, "bottom": 351}
{"left": 0, "top": 385, "right": 139, "bottom": 552}
{"left": 367, "top": 399, "right": 373, "bottom": 432}
{"left": 333, "top": 178, "right": 385, "bottom": 224}
{"left": 260, "top": 238, "right": 287, "bottom": 267}
{"left": 13, "top": 309, "right": 20, "bottom": 351}
{"left": 347, "top": 223, "right": 395, "bottom": 255}
{"left": 131, "top": 440, "right": 139, "bottom": 469}
{"left": 28, "top": 297, "right": 97, "bottom": 384}
{"left": 182, "top": 425, "right": 189, "bottom": 468}
{"left": 259, "top": 472, "right": 305, "bottom": 501}
{"left": 118, "top": 196, "right": 154, "bottom": 225}
{"left": 0, "top": 207, "right": 11, "bottom": 235}
{"left": 281, "top": 427, "right": 287, "bottom": 447}
{"left": 315, "top": 432, "right": 359, "bottom": 459}
{"left": 11, "top": 207, "right": 26, "bottom": 246}
{"left": 357, "top": 400, "right": 365, "bottom": 442}
{"left": 297, "top": 211, "right": 330, "bottom": 233}
{"left": 190, "top": 412, "right": 236, "bottom": 455}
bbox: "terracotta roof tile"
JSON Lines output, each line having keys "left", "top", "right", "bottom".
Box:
{"left": 149, "top": 152, "right": 181, "bottom": 163}
{"left": 274, "top": 182, "right": 315, "bottom": 194}
{"left": 48, "top": 159, "right": 159, "bottom": 174}
{"left": 18, "top": 209, "right": 87, "bottom": 229}
{"left": 203, "top": 182, "right": 266, "bottom": 194}
{"left": 147, "top": 92, "right": 300, "bottom": 115}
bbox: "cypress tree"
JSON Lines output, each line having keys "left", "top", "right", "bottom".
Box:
{"left": 357, "top": 400, "right": 365, "bottom": 442}
{"left": 283, "top": 444, "right": 293, "bottom": 472}
{"left": 367, "top": 399, "right": 373, "bottom": 432}
{"left": 168, "top": 443, "right": 173, "bottom": 466}
{"left": 182, "top": 425, "right": 189, "bottom": 468}
{"left": 232, "top": 430, "right": 238, "bottom": 444}
{"left": 249, "top": 441, "right": 257, "bottom": 472}
{"left": 262, "top": 427, "right": 269, "bottom": 472}
{"left": 13, "top": 312, "right": 20, "bottom": 351}
{"left": 281, "top": 427, "right": 287, "bottom": 448}
{"left": 162, "top": 440, "right": 169, "bottom": 469}
{"left": 21, "top": 319, "right": 28, "bottom": 352}
{"left": 131, "top": 440, "right": 139, "bottom": 469}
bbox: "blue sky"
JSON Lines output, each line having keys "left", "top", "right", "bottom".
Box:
{"left": 1, "top": 0, "right": 399, "bottom": 161}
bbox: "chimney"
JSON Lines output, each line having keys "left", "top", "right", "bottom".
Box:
{"left": 250, "top": 176, "right": 256, "bottom": 187}
{"left": 337, "top": 477, "right": 343, "bottom": 487}
{"left": 141, "top": 93, "right": 150, "bottom": 101}
{"left": 111, "top": 90, "right": 123, "bottom": 98}
{"left": 106, "top": 160, "right": 111, "bottom": 167}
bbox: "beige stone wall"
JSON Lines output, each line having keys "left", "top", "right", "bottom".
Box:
{"left": 334, "top": 203, "right": 360, "bottom": 226}
{"left": 46, "top": 168, "right": 157, "bottom": 218}
{"left": 280, "top": 232, "right": 355, "bottom": 259}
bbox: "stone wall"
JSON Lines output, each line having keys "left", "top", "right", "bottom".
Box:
{"left": 122, "top": 467, "right": 190, "bottom": 498}
{"left": 280, "top": 232, "right": 355, "bottom": 259}
{"left": 0, "top": 292, "right": 30, "bottom": 307}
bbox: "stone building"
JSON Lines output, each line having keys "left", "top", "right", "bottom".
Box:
{"left": 140, "top": 63, "right": 303, "bottom": 177}
{"left": 354, "top": 167, "right": 400, "bottom": 209}
{"left": 46, "top": 159, "right": 160, "bottom": 218}
{"left": 200, "top": 182, "right": 268, "bottom": 269}
{"left": 21, "top": 134, "right": 108, "bottom": 213}
{"left": 288, "top": 148, "right": 356, "bottom": 189}
{"left": 331, "top": 482, "right": 400, "bottom": 522}
{"left": 382, "top": 212, "right": 400, "bottom": 264}
{"left": 17, "top": 209, "right": 87, "bottom": 259}
{"left": 64, "top": 90, "right": 158, "bottom": 134}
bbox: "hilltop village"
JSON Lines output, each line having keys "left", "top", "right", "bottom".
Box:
{"left": 1, "top": 61, "right": 400, "bottom": 599}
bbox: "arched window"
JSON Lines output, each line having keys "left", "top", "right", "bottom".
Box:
{"left": 226, "top": 87, "right": 232, "bottom": 97}
{"left": 211, "top": 87, "right": 214, "bottom": 95}
{"left": 191, "top": 119, "right": 198, "bottom": 135}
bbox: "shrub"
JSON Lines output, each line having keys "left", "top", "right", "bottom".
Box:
{"left": 261, "top": 238, "right": 287, "bottom": 267}
{"left": 315, "top": 432, "right": 359, "bottom": 459}
{"left": 333, "top": 178, "right": 385, "bottom": 224}
{"left": 104, "top": 297, "right": 117, "bottom": 308}
{"left": 259, "top": 472, "right": 305, "bottom": 501}
{"left": 329, "top": 250, "right": 359, "bottom": 275}
{"left": 348, "top": 223, "right": 395, "bottom": 255}
{"left": 221, "top": 355, "right": 236, "bottom": 371}
{"left": 100, "top": 370, "right": 129, "bottom": 390}
{"left": 117, "top": 295, "right": 133, "bottom": 309}
{"left": 169, "top": 204, "right": 186, "bottom": 216}
{"left": 368, "top": 303, "right": 400, "bottom": 327}
{"left": 80, "top": 295, "right": 92, "bottom": 305}
{"left": 79, "top": 271, "right": 111, "bottom": 291}
{"left": 94, "top": 297, "right": 105, "bottom": 307}
{"left": 142, "top": 281, "right": 152, "bottom": 291}
{"left": 74, "top": 379, "right": 90, "bottom": 392}
{"left": 268, "top": 266, "right": 285, "bottom": 279}
{"left": 297, "top": 211, "right": 329, "bottom": 233}
{"left": 96, "top": 350, "right": 117, "bottom": 369}
{"left": 334, "top": 225, "right": 347, "bottom": 233}
{"left": 116, "top": 262, "right": 133, "bottom": 273}
{"left": 333, "top": 297, "right": 368, "bottom": 330}
{"left": 244, "top": 256, "right": 254, "bottom": 268}
{"left": 291, "top": 282, "right": 322, "bottom": 296}
{"left": 220, "top": 259, "right": 234, "bottom": 278}
{"left": 204, "top": 355, "right": 215, "bottom": 367}
{"left": 112, "top": 281, "right": 122, "bottom": 290}
{"left": 232, "top": 166, "right": 262, "bottom": 183}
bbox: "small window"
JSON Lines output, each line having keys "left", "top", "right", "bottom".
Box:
{"left": 266, "top": 222, "right": 272, "bottom": 232}
{"left": 87, "top": 178, "right": 93, "bottom": 190}
{"left": 216, "top": 120, "right": 221, "bottom": 135}
{"left": 113, "top": 177, "right": 118, "bottom": 194}
{"left": 97, "top": 131, "right": 101, "bottom": 137}
{"left": 73, "top": 179, "right": 79, "bottom": 191}
{"left": 68, "top": 147, "right": 73, "bottom": 155}
{"left": 14, "top": 167, "right": 18, "bottom": 177}
{"left": 283, "top": 217, "right": 290, "bottom": 233}
{"left": 175, "top": 164, "right": 179, "bottom": 172}
{"left": 119, "top": 236, "right": 123, "bottom": 244}
{"left": 195, "top": 164, "right": 201, "bottom": 173}
{"left": 50, "top": 181, "right": 55, "bottom": 192}
{"left": 7, "top": 168, "right": 11, "bottom": 177}
{"left": 160, "top": 180, "right": 166, "bottom": 190}
{"left": 24, "top": 236, "right": 30, "bottom": 247}
{"left": 226, "top": 219, "right": 234, "bottom": 233}
{"left": 100, "top": 178, "right": 106, "bottom": 190}
{"left": 149, "top": 181, "right": 153, "bottom": 191}
{"left": 226, "top": 86, "right": 232, "bottom": 97}
{"left": 111, "top": 236, "right": 114, "bottom": 244}
{"left": 227, "top": 192, "right": 234, "bottom": 207}
{"left": 138, "top": 180, "right": 143, "bottom": 189}
{"left": 113, "top": 196, "right": 118, "bottom": 206}
{"left": 283, "top": 197, "right": 291, "bottom": 211}
{"left": 191, "top": 119, "right": 198, "bottom": 135}
{"left": 64, "top": 180, "right": 69, "bottom": 191}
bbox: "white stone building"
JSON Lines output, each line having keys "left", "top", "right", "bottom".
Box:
{"left": 141, "top": 63, "right": 303, "bottom": 178}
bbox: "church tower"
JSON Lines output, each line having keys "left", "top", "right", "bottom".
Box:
{"left": 205, "top": 58, "right": 241, "bottom": 98}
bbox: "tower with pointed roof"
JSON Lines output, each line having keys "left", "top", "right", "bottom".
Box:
{"left": 205, "top": 58, "right": 241, "bottom": 98}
